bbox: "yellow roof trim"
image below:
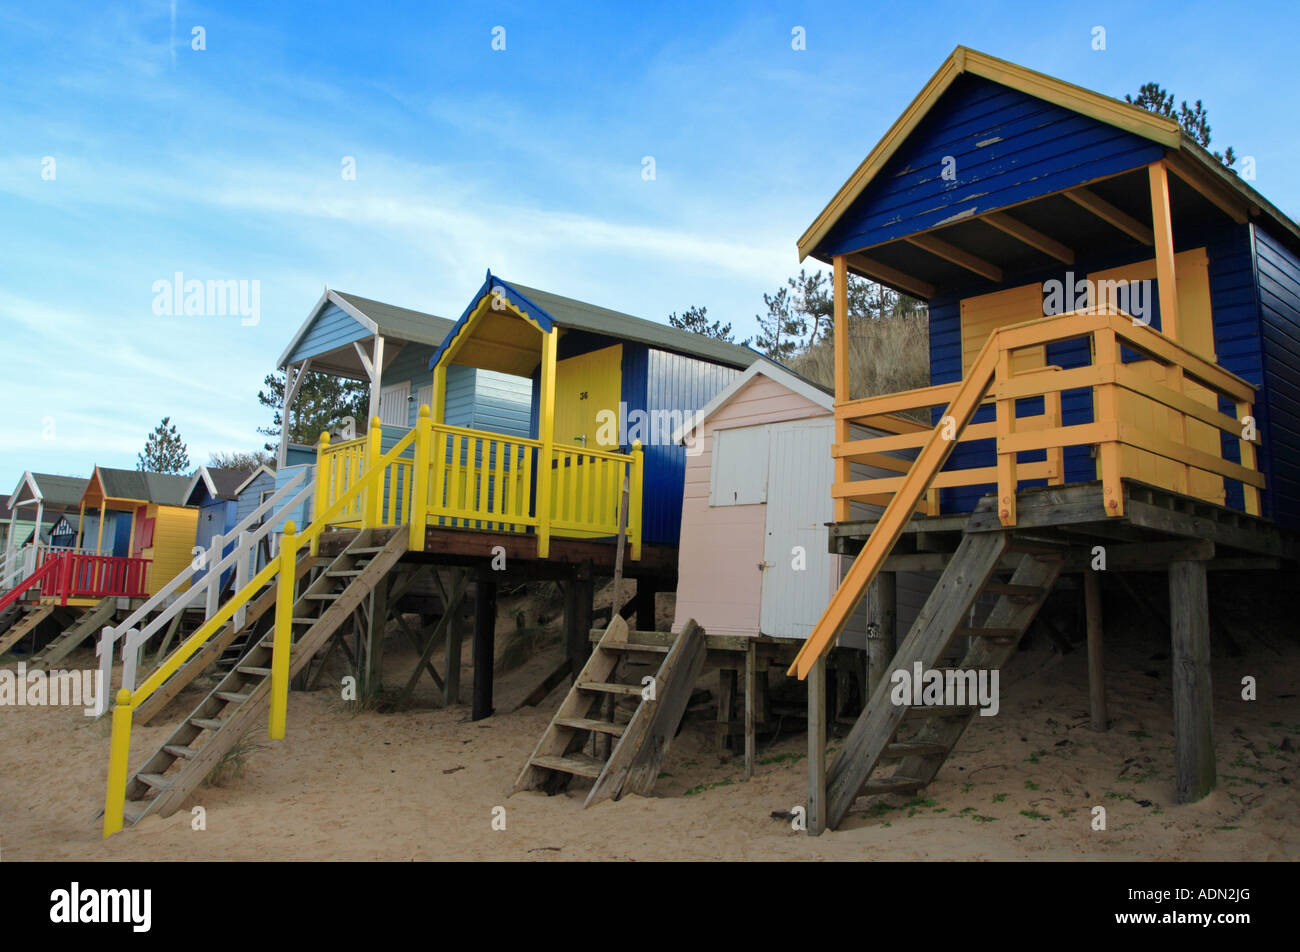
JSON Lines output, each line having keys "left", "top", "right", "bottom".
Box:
{"left": 797, "top": 46, "right": 1183, "bottom": 261}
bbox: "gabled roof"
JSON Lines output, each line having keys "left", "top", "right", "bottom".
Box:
{"left": 799, "top": 45, "right": 1300, "bottom": 262}
{"left": 671, "top": 358, "right": 833, "bottom": 443}
{"left": 430, "top": 272, "right": 759, "bottom": 374}
{"left": 233, "top": 464, "right": 277, "bottom": 497}
{"left": 8, "top": 472, "right": 90, "bottom": 509}
{"left": 277, "top": 288, "right": 455, "bottom": 369}
{"left": 185, "top": 466, "right": 254, "bottom": 504}
{"left": 87, "top": 467, "right": 193, "bottom": 506}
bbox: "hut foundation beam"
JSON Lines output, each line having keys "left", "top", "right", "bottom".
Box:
{"left": 472, "top": 572, "right": 498, "bottom": 721}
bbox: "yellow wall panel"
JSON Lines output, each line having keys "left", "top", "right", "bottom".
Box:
{"left": 143, "top": 504, "right": 199, "bottom": 595}
{"left": 960, "top": 283, "right": 1045, "bottom": 376}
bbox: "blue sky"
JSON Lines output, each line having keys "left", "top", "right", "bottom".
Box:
{"left": 1, "top": 0, "right": 1296, "bottom": 490}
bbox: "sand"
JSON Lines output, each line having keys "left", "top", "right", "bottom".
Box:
{"left": 1, "top": 596, "right": 1297, "bottom": 862}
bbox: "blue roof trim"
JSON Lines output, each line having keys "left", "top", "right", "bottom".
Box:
{"left": 429, "top": 270, "right": 557, "bottom": 370}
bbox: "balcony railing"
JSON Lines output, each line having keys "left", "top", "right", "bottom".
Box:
{"left": 314, "top": 411, "right": 644, "bottom": 558}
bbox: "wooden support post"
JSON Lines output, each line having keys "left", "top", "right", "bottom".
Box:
{"left": 444, "top": 572, "right": 463, "bottom": 706}
{"left": 715, "top": 667, "right": 736, "bottom": 757}
{"left": 536, "top": 331, "right": 558, "bottom": 559}
{"left": 995, "top": 348, "right": 1017, "bottom": 526}
{"left": 634, "top": 577, "right": 656, "bottom": 631}
{"left": 833, "top": 255, "right": 852, "bottom": 522}
{"left": 744, "top": 641, "right": 757, "bottom": 779}
{"left": 1236, "top": 399, "right": 1261, "bottom": 516}
{"left": 562, "top": 574, "right": 582, "bottom": 685}
{"left": 1170, "top": 559, "right": 1215, "bottom": 803}
{"left": 807, "top": 657, "right": 827, "bottom": 836}
{"left": 364, "top": 573, "right": 389, "bottom": 694}
{"left": 471, "top": 571, "right": 497, "bottom": 721}
{"left": 1084, "top": 570, "right": 1108, "bottom": 731}
{"left": 868, "top": 571, "right": 897, "bottom": 696}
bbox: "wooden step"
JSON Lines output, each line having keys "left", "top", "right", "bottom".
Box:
{"left": 123, "top": 800, "right": 150, "bottom": 824}
{"left": 326, "top": 570, "right": 363, "bottom": 578}
{"left": 137, "top": 773, "right": 171, "bottom": 791}
{"left": 983, "top": 583, "right": 1044, "bottom": 601}
{"left": 859, "top": 776, "right": 925, "bottom": 797}
{"left": 530, "top": 753, "right": 605, "bottom": 779}
{"left": 305, "top": 593, "right": 339, "bottom": 601}
{"left": 881, "top": 741, "right": 948, "bottom": 761}
{"left": 292, "top": 616, "right": 319, "bottom": 625}
{"left": 190, "top": 717, "right": 224, "bottom": 731}
{"left": 348, "top": 547, "right": 386, "bottom": 555}
{"left": 904, "top": 705, "right": 973, "bottom": 719}
{"left": 237, "top": 666, "right": 272, "bottom": 677}
{"left": 163, "top": 745, "right": 196, "bottom": 760}
{"left": 555, "top": 716, "right": 626, "bottom": 737}
{"left": 600, "top": 642, "right": 670, "bottom": 654}
{"left": 577, "top": 680, "right": 644, "bottom": 697}
{"left": 954, "top": 626, "right": 1021, "bottom": 644}
{"left": 215, "top": 691, "right": 251, "bottom": 704}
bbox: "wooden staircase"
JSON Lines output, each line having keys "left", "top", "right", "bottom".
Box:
{"left": 0, "top": 601, "right": 23, "bottom": 637}
{"left": 26, "top": 597, "right": 117, "bottom": 672}
{"left": 106, "top": 530, "right": 408, "bottom": 826}
{"left": 824, "top": 529, "right": 1064, "bottom": 828}
{"left": 513, "top": 617, "right": 706, "bottom": 806}
{"left": 134, "top": 552, "right": 322, "bottom": 725}
{"left": 0, "top": 604, "right": 58, "bottom": 657}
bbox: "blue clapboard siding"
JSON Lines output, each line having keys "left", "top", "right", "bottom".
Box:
{"left": 286, "top": 302, "right": 370, "bottom": 364}
{"left": 931, "top": 223, "right": 1267, "bottom": 517}
{"left": 471, "top": 369, "right": 532, "bottom": 437}
{"left": 234, "top": 470, "right": 276, "bottom": 525}
{"left": 444, "top": 364, "right": 477, "bottom": 429}
{"left": 819, "top": 75, "right": 1165, "bottom": 257}
{"left": 193, "top": 499, "right": 237, "bottom": 587}
{"left": 1252, "top": 225, "right": 1300, "bottom": 531}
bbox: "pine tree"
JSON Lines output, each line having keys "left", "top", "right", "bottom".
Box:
{"left": 667, "top": 304, "right": 741, "bottom": 342}
{"left": 257, "top": 370, "right": 369, "bottom": 451}
{"left": 138, "top": 417, "right": 191, "bottom": 474}
{"left": 1127, "top": 82, "right": 1236, "bottom": 168}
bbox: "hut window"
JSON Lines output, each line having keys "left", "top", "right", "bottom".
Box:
{"left": 710, "top": 425, "right": 769, "bottom": 507}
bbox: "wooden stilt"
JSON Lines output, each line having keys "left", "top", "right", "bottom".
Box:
{"left": 471, "top": 571, "right": 498, "bottom": 721}
{"left": 869, "top": 571, "right": 898, "bottom": 696}
{"left": 444, "top": 575, "right": 463, "bottom": 706}
{"left": 808, "top": 657, "right": 827, "bottom": 836}
{"left": 1170, "top": 559, "right": 1215, "bottom": 803}
{"left": 715, "top": 667, "right": 736, "bottom": 757}
{"left": 563, "top": 574, "right": 582, "bottom": 683}
{"left": 744, "top": 641, "right": 757, "bottom": 779}
{"left": 364, "top": 574, "right": 389, "bottom": 693}
{"left": 634, "top": 578, "right": 656, "bottom": 631}
{"left": 1084, "top": 570, "right": 1108, "bottom": 731}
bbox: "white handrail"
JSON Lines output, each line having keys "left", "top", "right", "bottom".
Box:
{"left": 97, "top": 469, "right": 313, "bottom": 694}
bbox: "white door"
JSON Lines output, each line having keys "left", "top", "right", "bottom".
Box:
{"left": 378, "top": 382, "right": 410, "bottom": 427}
{"left": 760, "top": 419, "right": 834, "bottom": 639}
{"left": 416, "top": 384, "right": 433, "bottom": 417}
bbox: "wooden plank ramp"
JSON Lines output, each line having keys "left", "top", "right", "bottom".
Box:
{"left": 26, "top": 597, "right": 116, "bottom": 672}
{"left": 100, "top": 530, "right": 408, "bottom": 827}
{"left": 513, "top": 617, "right": 706, "bottom": 806}
{"left": 0, "top": 604, "right": 58, "bottom": 657}
{"left": 824, "top": 532, "right": 1064, "bottom": 829}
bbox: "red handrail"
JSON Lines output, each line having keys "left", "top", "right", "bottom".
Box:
{"left": 0, "top": 552, "right": 152, "bottom": 610}
{"left": 0, "top": 556, "right": 63, "bottom": 614}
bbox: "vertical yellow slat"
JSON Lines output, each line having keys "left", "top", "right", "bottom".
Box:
{"left": 995, "top": 348, "right": 1017, "bottom": 526}
{"left": 537, "top": 331, "right": 558, "bottom": 557}
{"left": 476, "top": 437, "right": 488, "bottom": 529}
{"left": 409, "top": 409, "right": 429, "bottom": 549}
{"left": 1236, "top": 400, "right": 1261, "bottom": 516}
{"left": 494, "top": 438, "right": 506, "bottom": 531}
{"left": 430, "top": 429, "right": 446, "bottom": 528}
{"left": 1047, "top": 387, "right": 1065, "bottom": 485}
{"left": 1093, "top": 327, "right": 1126, "bottom": 517}
{"left": 629, "top": 442, "right": 644, "bottom": 560}
{"left": 520, "top": 443, "right": 534, "bottom": 528}
{"left": 448, "top": 433, "right": 462, "bottom": 527}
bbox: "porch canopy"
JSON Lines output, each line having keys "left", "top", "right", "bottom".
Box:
{"left": 801, "top": 46, "right": 1299, "bottom": 313}
{"left": 274, "top": 288, "right": 455, "bottom": 464}
{"left": 7, "top": 472, "right": 88, "bottom": 548}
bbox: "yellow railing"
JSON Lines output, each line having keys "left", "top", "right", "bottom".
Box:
{"left": 790, "top": 308, "right": 1263, "bottom": 680}
{"left": 102, "top": 424, "right": 418, "bottom": 837}
{"left": 314, "top": 408, "right": 645, "bottom": 558}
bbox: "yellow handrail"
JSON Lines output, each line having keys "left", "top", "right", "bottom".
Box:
{"left": 102, "top": 422, "right": 419, "bottom": 837}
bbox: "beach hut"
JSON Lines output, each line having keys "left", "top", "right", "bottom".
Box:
{"left": 185, "top": 466, "right": 254, "bottom": 588}
{"left": 786, "top": 46, "right": 1300, "bottom": 831}
{"left": 74, "top": 467, "right": 197, "bottom": 598}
